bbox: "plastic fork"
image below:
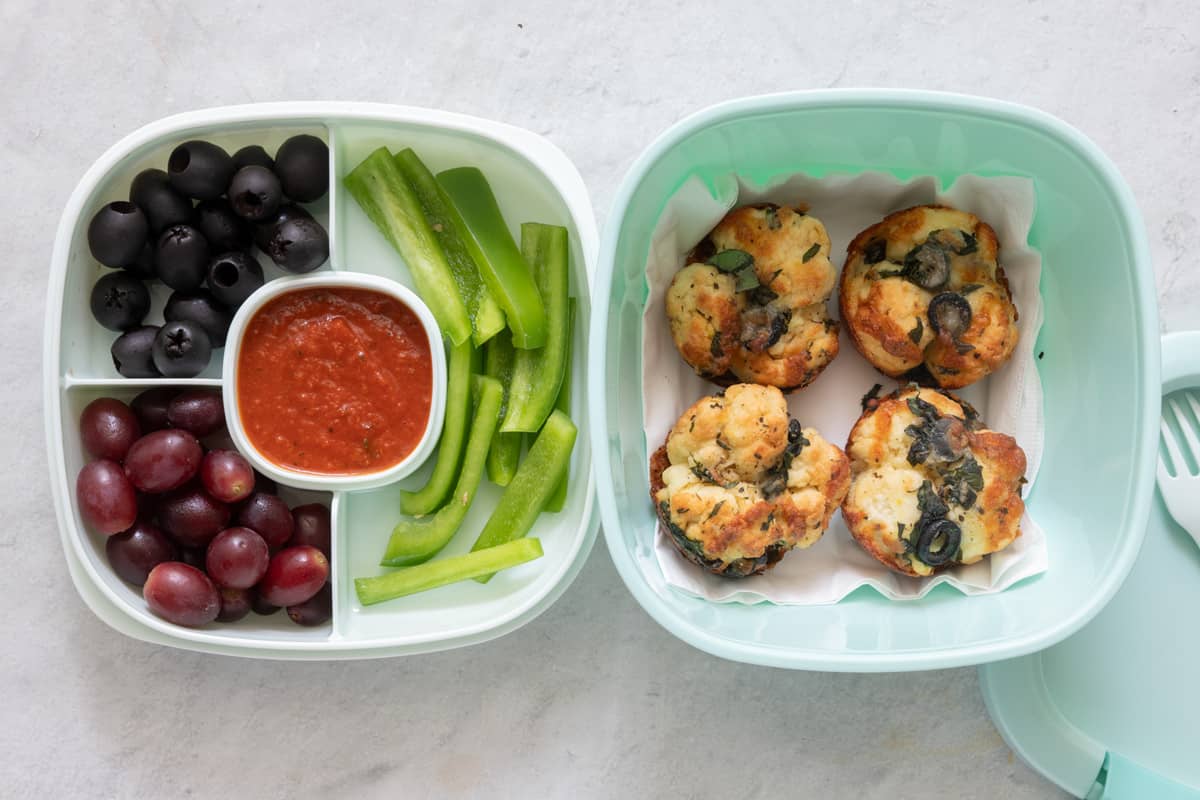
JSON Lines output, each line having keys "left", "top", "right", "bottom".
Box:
{"left": 1158, "top": 391, "right": 1200, "bottom": 549}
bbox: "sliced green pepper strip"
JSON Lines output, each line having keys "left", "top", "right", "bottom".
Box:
{"left": 501, "top": 223, "right": 570, "bottom": 433}
{"left": 344, "top": 148, "right": 472, "bottom": 345}
{"left": 393, "top": 149, "right": 506, "bottom": 346}
{"left": 381, "top": 375, "right": 503, "bottom": 567}
{"left": 399, "top": 339, "right": 476, "bottom": 516}
{"left": 436, "top": 167, "right": 547, "bottom": 348}
{"left": 356, "top": 538, "right": 544, "bottom": 606}
{"left": 544, "top": 299, "right": 576, "bottom": 513}
{"left": 471, "top": 409, "right": 577, "bottom": 582}
{"left": 484, "top": 330, "right": 521, "bottom": 486}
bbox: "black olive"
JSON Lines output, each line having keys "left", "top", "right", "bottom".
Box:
{"left": 863, "top": 238, "right": 887, "bottom": 264}
{"left": 227, "top": 166, "right": 283, "bottom": 222}
{"left": 265, "top": 217, "right": 329, "bottom": 273}
{"left": 195, "top": 198, "right": 251, "bottom": 252}
{"left": 903, "top": 240, "right": 951, "bottom": 290}
{"left": 206, "top": 252, "right": 265, "bottom": 308}
{"left": 90, "top": 271, "right": 150, "bottom": 332}
{"left": 915, "top": 518, "right": 961, "bottom": 566}
{"left": 253, "top": 203, "right": 312, "bottom": 252}
{"left": 274, "top": 135, "right": 329, "bottom": 203}
{"left": 787, "top": 418, "right": 802, "bottom": 443}
{"left": 155, "top": 224, "right": 211, "bottom": 291}
{"left": 111, "top": 325, "right": 161, "bottom": 378}
{"left": 152, "top": 320, "right": 212, "bottom": 378}
{"left": 765, "top": 309, "right": 791, "bottom": 349}
{"left": 164, "top": 290, "right": 231, "bottom": 348}
{"left": 167, "top": 140, "right": 234, "bottom": 200}
{"left": 122, "top": 241, "right": 157, "bottom": 280}
{"left": 87, "top": 201, "right": 149, "bottom": 267}
{"left": 928, "top": 292, "right": 973, "bottom": 338}
{"left": 129, "top": 168, "right": 193, "bottom": 233}
{"left": 231, "top": 144, "right": 275, "bottom": 172}
{"left": 927, "top": 417, "right": 968, "bottom": 462}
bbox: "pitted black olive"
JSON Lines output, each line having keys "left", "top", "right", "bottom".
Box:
{"left": 915, "top": 518, "right": 961, "bottom": 566}
{"left": 863, "top": 238, "right": 887, "bottom": 264}
{"left": 928, "top": 292, "right": 973, "bottom": 338}
{"left": 927, "top": 417, "right": 968, "bottom": 462}
{"left": 902, "top": 240, "right": 951, "bottom": 290}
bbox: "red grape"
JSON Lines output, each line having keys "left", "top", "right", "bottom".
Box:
{"left": 76, "top": 459, "right": 138, "bottom": 534}
{"left": 200, "top": 450, "right": 254, "bottom": 503}
{"left": 79, "top": 398, "right": 141, "bottom": 461}
{"left": 166, "top": 390, "right": 225, "bottom": 437}
{"left": 143, "top": 562, "right": 219, "bottom": 627}
{"left": 287, "top": 583, "right": 331, "bottom": 626}
{"left": 257, "top": 545, "right": 328, "bottom": 607}
{"left": 205, "top": 526, "right": 269, "bottom": 589}
{"left": 216, "top": 587, "right": 252, "bottom": 622}
{"left": 130, "top": 387, "right": 178, "bottom": 433}
{"left": 248, "top": 586, "right": 280, "bottom": 615}
{"left": 289, "top": 503, "right": 330, "bottom": 556}
{"left": 124, "top": 429, "right": 202, "bottom": 493}
{"left": 179, "top": 547, "right": 206, "bottom": 569}
{"left": 158, "top": 486, "right": 230, "bottom": 548}
{"left": 106, "top": 519, "right": 177, "bottom": 584}
{"left": 251, "top": 470, "right": 277, "bottom": 495}
{"left": 237, "top": 492, "right": 294, "bottom": 548}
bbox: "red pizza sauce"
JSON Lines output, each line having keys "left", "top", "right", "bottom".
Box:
{"left": 237, "top": 287, "right": 433, "bottom": 475}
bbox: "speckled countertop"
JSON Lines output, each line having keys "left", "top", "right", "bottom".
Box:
{"left": 3, "top": 1, "right": 1197, "bottom": 797}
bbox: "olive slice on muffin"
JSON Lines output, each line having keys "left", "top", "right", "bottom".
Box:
{"left": 665, "top": 204, "right": 840, "bottom": 392}
{"left": 650, "top": 383, "right": 850, "bottom": 577}
{"left": 840, "top": 205, "right": 1019, "bottom": 389}
{"left": 841, "top": 384, "right": 1027, "bottom": 576}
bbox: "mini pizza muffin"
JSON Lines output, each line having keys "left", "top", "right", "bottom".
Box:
{"left": 841, "top": 384, "right": 1027, "bottom": 577}
{"left": 665, "top": 204, "right": 840, "bottom": 391}
{"left": 840, "top": 205, "right": 1018, "bottom": 389}
{"left": 650, "top": 383, "right": 850, "bottom": 577}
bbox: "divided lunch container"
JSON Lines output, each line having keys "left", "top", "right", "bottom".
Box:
{"left": 45, "top": 103, "right": 598, "bottom": 658}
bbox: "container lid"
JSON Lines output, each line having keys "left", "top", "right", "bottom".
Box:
{"left": 979, "top": 331, "right": 1200, "bottom": 799}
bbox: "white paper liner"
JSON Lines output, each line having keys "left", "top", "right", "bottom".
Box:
{"left": 643, "top": 172, "right": 1046, "bottom": 604}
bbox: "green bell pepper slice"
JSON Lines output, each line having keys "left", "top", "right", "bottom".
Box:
{"left": 436, "top": 167, "right": 547, "bottom": 348}
{"left": 393, "top": 149, "right": 506, "bottom": 346}
{"left": 398, "top": 338, "right": 477, "bottom": 517}
{"left": 380, "top": 375, "right": 503, "bottom": 567}
{"left": 484, "top": 330, "right": 521, "bottom": 486}
{"left": 356, "top": 538, "right": 544, "bottom": 606}
{"left": 471, "top": 409, "right": 577, "bottom": 582}
{"left": 501, "top": 223, "right": 570, "bottom": 433}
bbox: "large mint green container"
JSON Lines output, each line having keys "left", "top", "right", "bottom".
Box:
{"left": 589, "top": 90, "right": 1159, "bottom": 671}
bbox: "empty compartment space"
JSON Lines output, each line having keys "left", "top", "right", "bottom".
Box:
{"left": 60, "top": 383, "right": 336, "bottom": 644}
{"left": 60, "top": 122, "right": 335, "bottom": 381}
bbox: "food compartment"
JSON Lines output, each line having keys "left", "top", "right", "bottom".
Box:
{"left": 61, "top": 383, "right": 336, "bottom": 642}
{"left": 592, "top": 92, "right": 1156, "bottom": 670}
{"left": 334, "top": 305, "right": 593, "bottom": 644}
{"left": 59, "top": 123, "right": 336, "bottom": 381}
{"left": 50, "top": 103, "right": 599, "bottom": 656}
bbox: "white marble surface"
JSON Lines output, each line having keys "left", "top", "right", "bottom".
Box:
{"left": 2, "top": 1, "right": 1197, "bottom": 797}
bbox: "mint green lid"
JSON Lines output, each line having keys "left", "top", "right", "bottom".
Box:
{"left": 980, "top": 332, "right": 1200, "bottom": 798}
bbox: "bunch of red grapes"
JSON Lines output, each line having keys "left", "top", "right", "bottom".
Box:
{"left": 75, "top": 388, "right": 331, "bottom": 628}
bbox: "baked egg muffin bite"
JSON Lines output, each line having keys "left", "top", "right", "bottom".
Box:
{"left": 839, "top": 205, "right": 1018, "bottom": 389}
{"left": 665, "top": 204, "right": 840, "bottom": 392}
{"left": 841, "top": 384, "right": 1027, "bottom": 577}
{"left": 650, "top": 383, "right": 850, "bottom": 577}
